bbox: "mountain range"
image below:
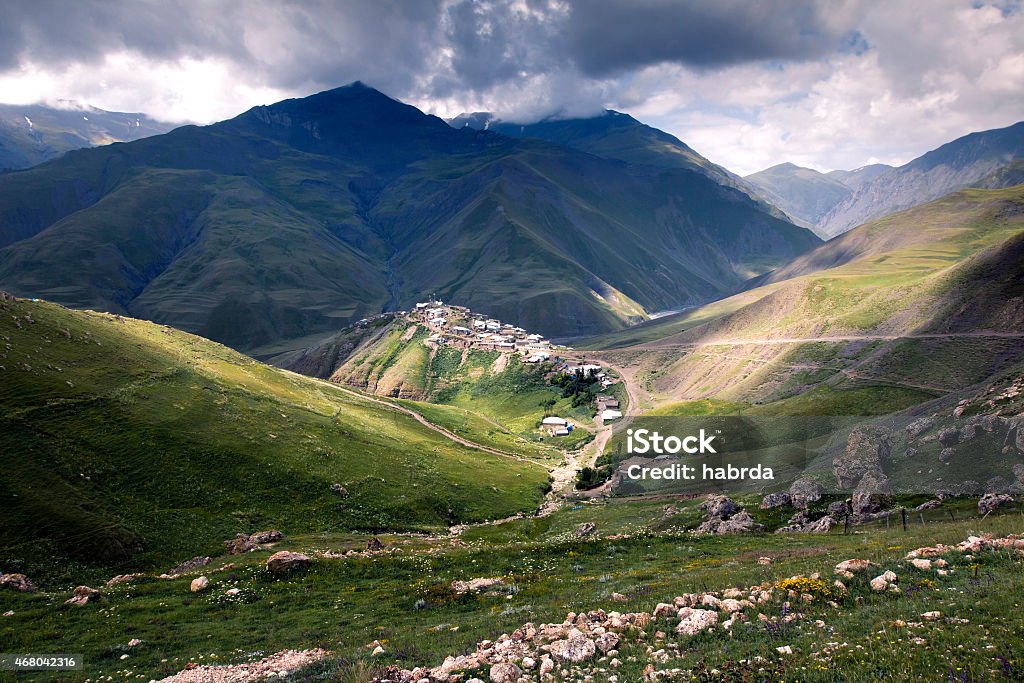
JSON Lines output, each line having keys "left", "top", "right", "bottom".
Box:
{"left": 0, "top": 83, "right": 817, "bottom": 355}
{"left": 0, "top": 102, "right": 173, "bottom": 171}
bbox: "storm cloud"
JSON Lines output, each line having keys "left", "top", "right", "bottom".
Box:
{"left": 0, "top": 0, "right": 1021, "bottom": 173}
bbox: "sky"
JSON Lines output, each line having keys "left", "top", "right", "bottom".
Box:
{"left": 0, "top": 0, "right": 1022, "bottom": 175}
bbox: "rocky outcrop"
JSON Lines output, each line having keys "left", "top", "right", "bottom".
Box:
{"left": 978, "top": 493, "right": 1014, "bottom": 515}
{"left": 835, "top": 425, "right": 890, "bottom": 490}
{"left": 452, "top": 578, "right": 505, "bottom": 594}
{"left": 760, "top": 492, "right": 791, "bottom": 509}
{"left": 190, "top": 576, "right": 209, "bottom": 593}
{"left": 696, "top": 495, "right": 762, "bottom": 534}
{"left": 574, "top": 522, "right": 598, "bottom": 538}
{"left": 789, "top": 477, "right": 824, "bottom": 509}
{"left": 852, "top": 471, "right": 894, "bottom": 516}
{"left": 168, "top": 556, "right": 210, "bottom": 576}
{"left": 266, "top": 551, "right": 312, "bottom": 575}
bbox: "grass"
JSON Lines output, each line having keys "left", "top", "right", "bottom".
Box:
{"left": 2, "top": 502, "right": 1022, "bottom": 682}
{"left": 0, "top": 296, "right": 548, "bottom": 584}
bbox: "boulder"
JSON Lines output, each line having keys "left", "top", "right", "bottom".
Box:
{"left": 489, "top": 662, "right": 520, "bottom": 683}
{"left": 266, "top": 551, "right": 312, "bottom": 575}
{"left": 452, "top": 577, "right": 504, "bottom": 594}
{"left": 250, "top": 529, "right": 283, "bottom": 544}
{"left": 905, "top": 417, "right": 935, "bottom": 438}
{"left": 0, "top": 573, "right": 37, "bottom": 593}
{"left": 760, "top": 492, "right": 791, "bottom": 509}
{"left": 65, "top": 585, "right": 102, "bottom": 606}
{"left": 835, "top": 425, "right": 891, "bottom": 489}
{"left": 937, "top": 427, "right": 959, "bottom": 446}
{"left": 366, "top": 537, "right": 385, "bottom": 551}
{"left": 190, "top": 576, "right": 209, "bottom": 592}
{"left": 676, "top": 607, "right": 718, "bottom": 636}
{"left": 978, "top": 493, "right": 1014, "bottom": 515}
{"left": 913, "top": 500, "right": 942, "bottom": 512}
{"left": 574, "top": 522, "right": 598, "bottom": 538}
{"left": 702, "top": 494, "right": 739, "bottom": 519}
{"left": 789, "top": 477, "right": 825, "bottom": 509}
{"left": 546, "top": 628, "right": 596, "bottom": 662}
{"left": 224, "top": 534, "right": 259, "bottom": 555}
{"left": 938, "top": 447, "right": 956, "bottom": 463}
{"left": 835, "top": 559, "right": 875, "bottom": 574}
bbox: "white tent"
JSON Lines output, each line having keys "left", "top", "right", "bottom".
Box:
{"left": 541, "top": 416, "right": 567, "bottom": 425}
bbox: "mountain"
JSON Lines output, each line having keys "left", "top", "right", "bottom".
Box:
{"left": 825, "top": 163, "right": 892, "bottom": 191}
{"left": 448, "top": 109, "right": 786, "bottom": 219}
{"left": 0, "top": 102, "right": 173, "bottom": 170}
{"left": 584, "top": 184, "right": 1024, "bottom": 413}
{"left": 744, "top": 162, "right": 853, "bottom": 228}
{"left": 817, "top": 121, "right": 1024, "bottom": 238}
{"left": 0, "top": 293, "right": 548, "bottom": 575}
{"left": 0, "top": 83, "right": 817, "bottom": 354}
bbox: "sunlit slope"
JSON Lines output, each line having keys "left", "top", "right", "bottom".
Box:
{"left": 586, "top": 185, "right": 1024, "bottom": 409}
{"left": 0, "top": 295, "right": 548, "bottom": 575}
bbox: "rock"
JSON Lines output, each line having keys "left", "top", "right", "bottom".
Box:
{"left": 330, "top": 483, "right": 349, "bottom": 497}
{"left": 986, "top": 476, "right": 1012, "bottom": 494}
{"left": 169, "top": 556, "right": 210, "bottom": 576}
{"left": 653, "top": 602, "right": 678, "bottom": 619}
{"left": 596, "top": 631, "right": 620, "bottom": 654}
{"left": 827, "top": 500, "right": 851, "bottom": 518}
{"left": 539, "top": 657, "right": 554, "bottom": 677}
{"left": 852, "top": 470, "right": 893, "bottom": 515}
{"left": 913, "top": 499, "right": 942, "bottom": 512}
{"left": 760, "top": 492, "right": 791, "bottom": 509}
{"left": 905, "top": 417, "right": 935, "bottom": 438}
{"left": 937, "top": 427, "right": 959, "bottom": 446}
{"left": 958, "top": 480, "right": 984, "bottom": 497}
{"left": 675, "top": 607, "right": 718, "bottom": 636}
{"left": 366, "top": 536, "right": 385, "bottom": 551}
{"left": 266, "top": 551, "right": 312, "bottom": 575}
{"left": 702, "top": 494, "right": 739, "bottom": 519}
{"left": 870, "top": 571, "right": 897, "bottom": 592}
{"left": 835, "top": 425, "right": 891, "bottom": 489}
{"left": 546, "top": 628, "right": 596, "bottom": 662}
{"left": 802, "top": 516, "right": 835, "bottom": 533}
{"left": 922, "top": 611, "right": 942, "bottom": 620}
{"left": 452, "top": 577, "right": 504, "bottom": 594}
{"left": 697, "top": 510, "right": 762, "bottom": 534}
{"left": 938, "top": 447, "right": 956, "bottom": 463}
{"left": 0, "top": 573, "right": 37, "bottom": 593}
{"left": 224, "top": 534, "right": 259, "bottom": 555}
{"left": 835, "top": 559, "right": 875, "bottom": 574}
{"left": 251, "top": 529, "right": 283, "bottom": 544}
{"left": 757, "top": 557, "right": 772, "bottom": 566}
{"left": 978, "top": 493, "right": 1014, "bottom": 515}
{"left": 959, "top": 424, "right": 978, "bottom": 443}
{"left": 489, "top": 662, "right": 520, "bottom": 683}
{"left": 127, "top": 638, "right": 143, "bottom": 648}
{"left": 909, "top": 559, "right": 932, "bottom": 571}
{"left": 190, "top": 576, "right": 209, "bottom": 592}
{"left": 65, "top": 585, "right": 102, "bottom": 606}
{"left": 1014, "top": 464, "right": 1024, "bottom": 487}
{"left": 789, "top": 477, "right": 825, "bottom": 509}
{"left": 610, "top": 592, "right": 628, "bottom": 602}
{"left": 105, "top": 573, "right": 144, "bottom": 587}
{"left": 574, "top": 522, "right": 598, "bottom": 538}
{"left": 371, "top": 646, "right": 385, "bottom": 657}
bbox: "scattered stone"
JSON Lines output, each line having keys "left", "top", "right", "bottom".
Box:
{"left": 546, "top": 628, "right": 597, "bottom": 662}
{"left": 154, "top": 649, "right": 330, "bottom": 682}
{"left": 870, "top": 571, "right": 898, "bottom": 592}
{"left": 909, "top": 559, "right": 932, "bottom": 571}
{"left": 225, "top": 530, "right": 285, "bottom": 555}
{"left": 0, "top": 573, "right": 37, "bottom": 593}
{"left": 266, "top": 551, "right": 312, "bottom": 575}
{"left": 65, "top": 585, "right": 102, "bottom": 606}
{"left": 835, "top": 559, "right": 875, "bottom": 575}
{"left": 937, "top": 427, "right": 959, "bottom": 446}
{"left": 610, "top": 592, "right": 628, "bottom": 602}
{"left": 921, "top": 611, "right": 942, "bottom": 621}
{"left": 190, "top": 576, "right": 209, "bottom": 592}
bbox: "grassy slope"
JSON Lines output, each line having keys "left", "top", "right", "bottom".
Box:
{"left": 0, "top": 295, "right": 549, "bottom": 582}
{"left": 2, "top": 498, "right": 1022, "bottom": 682}
{"left": 586, "top": 185, "right": 1024, "bottom": 410}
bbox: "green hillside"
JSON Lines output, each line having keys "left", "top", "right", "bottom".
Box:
{"left": 584, "top": 185, "right": 1024, "bottom": 412}
{"left": 0, "top": 294, "right": 549, "bottom": 583}
{"left": 0, "top": 84, "right": 817, "bottom": 354}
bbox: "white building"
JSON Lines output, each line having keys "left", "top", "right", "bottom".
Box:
{"left": 541, "top": 416, "right": 567, "bottom": 426}
{"left": 601, "top": 409, "right": 623, "bottom": 422}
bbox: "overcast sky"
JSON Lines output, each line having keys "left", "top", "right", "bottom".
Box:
{"left": 1, "top": 0, "right": 1022, "bottom": 174}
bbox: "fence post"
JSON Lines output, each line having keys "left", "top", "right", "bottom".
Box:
{"left": 844, "top": 514, "right": 850, "bottom": 535}
{"left": 901, "top": 508, "right": 907, "bottom": 531}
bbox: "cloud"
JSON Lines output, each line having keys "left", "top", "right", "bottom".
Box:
{"left": 0, "top": 0, "right": 1020, "bottom": 174}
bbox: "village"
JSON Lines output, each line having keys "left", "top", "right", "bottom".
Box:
{"left": 410, "top": 299, "right": 625, "bottom": 436}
